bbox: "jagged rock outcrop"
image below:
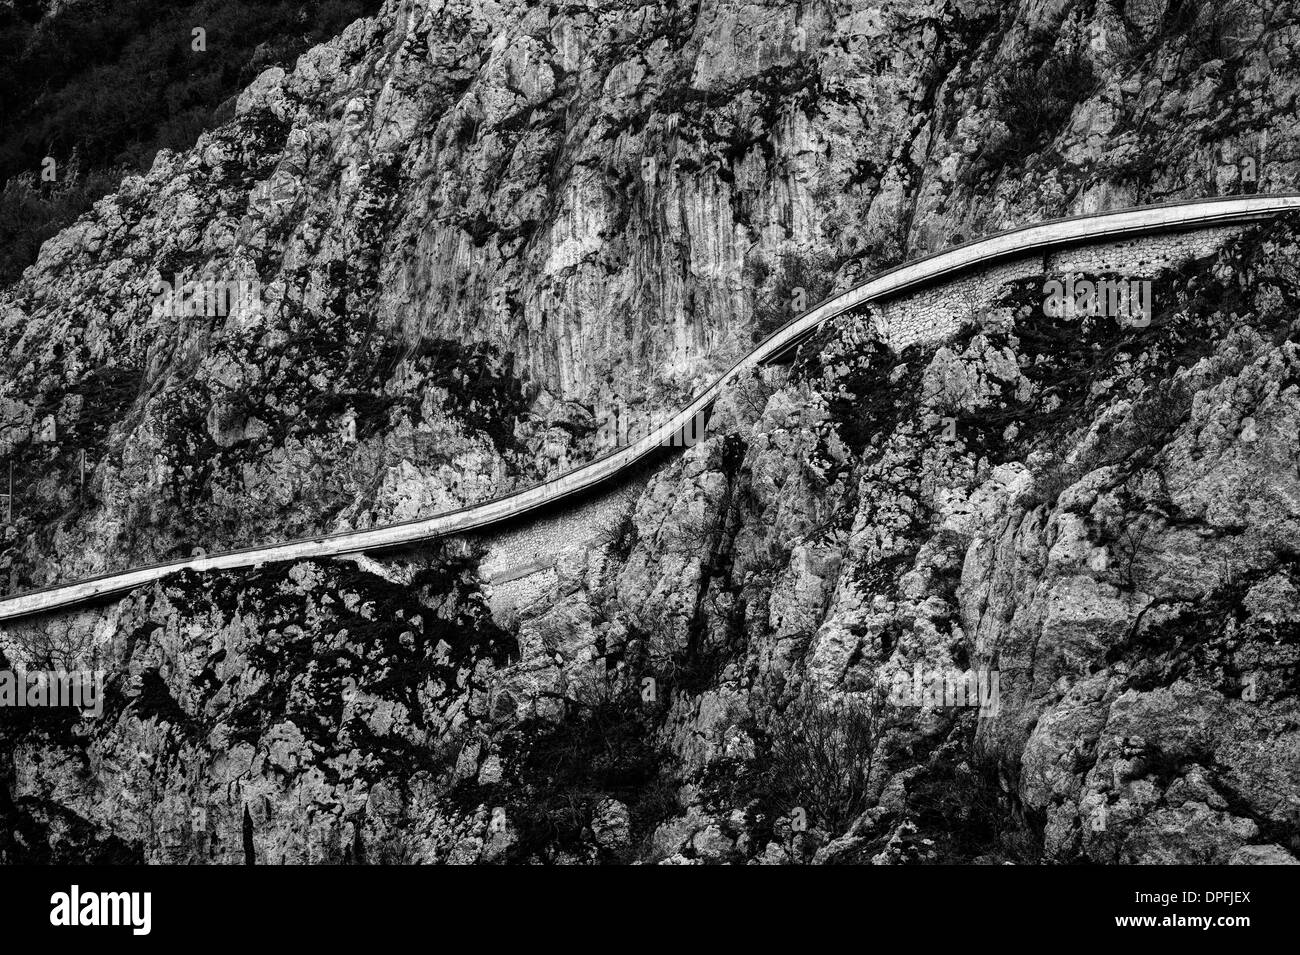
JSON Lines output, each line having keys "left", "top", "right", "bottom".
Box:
{"left": 1, "top": 547, "right": 522, "bottom": 863}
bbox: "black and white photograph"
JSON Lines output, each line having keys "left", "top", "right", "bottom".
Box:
{"left": 0, "top": 0, "right": 1297, "bottom": 932}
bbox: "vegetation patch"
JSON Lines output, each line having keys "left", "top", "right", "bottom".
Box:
{"left": 452, "top": 689, "right": 676, "bottom": 864}
{"left": 0, "top": 0, "right": 384, "bottom": 284}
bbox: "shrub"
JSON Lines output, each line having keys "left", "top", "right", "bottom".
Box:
{"left": 1114, "top": 516, "right": 1159, "bottom": 590}
{"left": 761, "top": 692, "right": 886, "bottom": 835}
{"left": 490, "top": 692, "right": 674, "bottom": 863}
{"left": 1019, "top": 377, "right": 1196, "bottom": 510}
{"left": 985, "top": 49, "right": 1096, "bottom": 167}
{"left": 1162, "top": 0, "right": 1246, "bottom": 63}
{"left": 0, "top": 158, "right": 124, "bottom": 284}
{"left": 595, "top": 508, "right": 638, "bottom": 564}
{"left": 905, "top": 751, "right": 1043, "bottom": 863}
{"left": 751, "top": 254, "right": 834, "bottom": 342}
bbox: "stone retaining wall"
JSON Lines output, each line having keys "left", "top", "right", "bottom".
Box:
{"left": 473, "top": 475, "right": 647, "bottom": 620}
{"left": 878, "top": 225, "right": 1244, "bottom": 351}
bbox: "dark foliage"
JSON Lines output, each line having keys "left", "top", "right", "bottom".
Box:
{"left": 984, "top": 48, "right": 1095, "bottom": 167}
{"left": 1009, "top": 215, "right": 1300, "bottom": 506}
{"left": 764, "top": 693, "right": 885, "bottom": 835}
{"left": 904, "top": 739, "right": 1043, "bottom": 863}
{"left": 1160, "top": 0, "right": 1244, "bottom": 63}
{"left": 694, "top": 694, "right": 888, "bottom": 853}
{"left": 0, "top": 156, "right": 125, "bottom": 283}
{"left": 458, "top": 690, "right": 676, "bottom": 864}
{"left": 0, "top": 0, "right": 383, "bottom": 284}
{"left": 751, "top": 254, "right": 834, "bottom": 342}
{"left": 792, "top": 308, "right": 912, "bottom": 464}
{"left": 595, "top": 507, "right": 638, "bottom": 564}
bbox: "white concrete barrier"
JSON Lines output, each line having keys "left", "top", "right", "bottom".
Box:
{"left": 2, "top": 194, "right": 1297, "bottom": 622}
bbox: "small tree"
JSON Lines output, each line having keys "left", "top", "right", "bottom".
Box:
{"left": 1115, "top": 517, "right": 1157, "bottom": 590}
{"left": 595, "top": 507, "right": 638, "bottom": 563}
{"left": 986, "top": 50, "right": 1096, "bottom": 166}
{"left": 763, "top": 691, "right": 886, "bottom": 834}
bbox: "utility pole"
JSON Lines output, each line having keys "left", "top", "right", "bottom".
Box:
{"left": 79, "top": 448, "right": 86, "bottom": 506}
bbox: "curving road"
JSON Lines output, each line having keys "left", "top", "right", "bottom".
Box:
{"left": 3, "top": 193, "right": 1298, "bottom": 623}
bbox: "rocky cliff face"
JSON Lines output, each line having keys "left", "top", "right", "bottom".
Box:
{"left": 3, "top": 0, "right": 1300, "bottom": 864}
{"left": 6, "top": 0, "right": 1300, "bottom": 588}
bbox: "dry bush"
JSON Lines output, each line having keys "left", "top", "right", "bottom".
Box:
{"left": 595, "top": 507, "right": 638, "bottom": 563}
{"left": 763, "top": 692, "right": 886, "bottom": 834}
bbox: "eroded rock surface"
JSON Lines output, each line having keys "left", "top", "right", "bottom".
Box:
{"left": 4, "top": 0, "right": 1300, "bottom": 864}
